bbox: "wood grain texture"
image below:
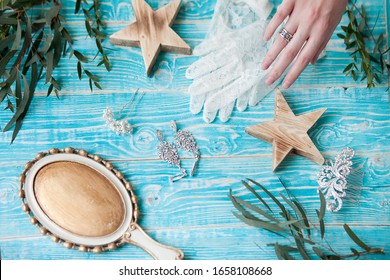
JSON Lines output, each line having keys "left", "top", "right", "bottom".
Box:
{"left": 246, "top": 89, "right": 326, "bottom": 171}
{"left": 110, "top": 0, "right": 191, "bottom": 75}
{"left": 34, "top": 162, "right": 125, "bottom": 237}
{"left": 0, "top": 0, "right": 389, "bottom": 260}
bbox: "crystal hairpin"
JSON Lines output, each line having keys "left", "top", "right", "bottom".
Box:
{"left": 171, "top": 121, "right": 200, "bottom": 176}
{"left": 156, "top": 129, "right": 187, "bottom": 182}
{"left": 103, "top": 90, "right": 144, "bottom": 135}
{"left": 317, "top": 147, "right": 355, "bottom": 212}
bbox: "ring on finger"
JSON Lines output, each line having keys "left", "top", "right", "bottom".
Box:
{"left": 279, "top": 27, "right": 294, "bottom": 43}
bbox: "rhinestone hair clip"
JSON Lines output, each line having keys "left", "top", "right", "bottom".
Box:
{"left": 317, "top": 147, "right": 355, "bottom": 212}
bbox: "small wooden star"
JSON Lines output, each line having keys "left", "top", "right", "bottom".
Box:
{"left": 245, "top": 89, "right": 326, "bottom": 172}
{"left": 110, "top": 0, "right": 191, "bottom": 75}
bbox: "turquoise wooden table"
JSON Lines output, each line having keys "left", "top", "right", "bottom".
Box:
{"left": 0, "top": 0, "right": 389, "bottom": 260}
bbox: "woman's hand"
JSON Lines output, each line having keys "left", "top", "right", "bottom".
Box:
{"left": 261, "top": 0, "right": 348, "bottom": 89}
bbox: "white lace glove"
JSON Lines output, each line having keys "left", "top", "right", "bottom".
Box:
{"left": 186, "top": 0, "right": 276, "bottom": 123}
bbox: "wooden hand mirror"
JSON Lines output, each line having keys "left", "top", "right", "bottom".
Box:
{"left": 19, "top": 147, "right": 183, "bottom": 260}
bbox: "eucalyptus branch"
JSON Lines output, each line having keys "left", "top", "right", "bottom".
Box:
{"left": 338, "top": 1, "right": 390, "bottom": 88}
{"left": 230, "top": 178, "right": 385, "bottom": 260}
{"left": 0, "top": 0, "right": 110, "bottom": 142}
{"left": 75, "top": 0, "right": 110, "bottom": 92}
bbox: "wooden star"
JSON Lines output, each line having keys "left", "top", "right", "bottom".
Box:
{"left": 245, "top": 89, "right": 326, "bottom": 172}
{"left": 109, "top": 0, "right": 191, "bottom": 75}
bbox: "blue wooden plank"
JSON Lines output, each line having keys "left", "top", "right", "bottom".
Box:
{"left": 1, "top": 156, "right": 389, "bottom": 239}
{"left": 0, "top": 0, "right": 389, "bottom": 261}
{"left": 0, "top": 88, "right": 389, "bottom": 161}
{"left": 0, "top": 226, "right": 388, "bottom": 260}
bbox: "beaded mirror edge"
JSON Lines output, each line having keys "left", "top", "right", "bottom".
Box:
{"left": 18, "top": 147, "right": 139, "bottom": 254}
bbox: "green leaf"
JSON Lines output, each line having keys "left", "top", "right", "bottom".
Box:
{"left": 15, "top": 72, "right": 21, "bottom": 106}
{"left": 337, "top": 33, "right": 345, "bottom": 39}
{"left": 4, "top": 73, "right": 32, "bottom": 140}
{"left": 279, "top": 193, "right": 309, "bottom": 229}
{"left": 0, "top": 15, "right": 18, "bottom": 25}
{"left": 316, "top": 209, "right": 325, "bottom": 239}
{"left": 292, "top": 200, "right": 311, "bottom": 238}
{"left": 232, "top": 212, "right": 287, "bottom": 233}
{"left": 33, "top": 18, "right": 47, "bottom": 24}
{"left": 318, "top": 191, "right": 326, "bottom": 220}
{"left": 374, "top": 34, "right": 383, "bottom": 54}
{"left": 62, "top": 39, "right": 68, "bottom": 56}
{"left": 0, "top": 87, "right": 11, "bottom": 103}
{"left": 93, "top": 81, "right": 102, "bottom": 90}
{"left": 73, "top": 50, "right": 89, "bottom": 63}
{"left": 53, "top": 23, "right": 62, "bottom": 67}
{"left": 229, "top": 191, "right": 258, "bottom": 221}
{"left": 358, "top": 17, "right": 365, "bottom": 32}
{"left": 89, "top": 78, "right": 93, "bottom": 92}
{"left": 54, "top": 89, "right": 60, "bottom": 99}
{"left": 77, "top": 61, "right": 82, "bottom": 80}
{"left": 294, "top": 237, "right": 310, "bottom": 260}
{"left": 24, "top": 30, "right": 44, "bottom": 72}
{"left": 96, "top": 38, "right": 104, "bottom": 54}
{"left": 247, "top": 178, "right": 288, "bottom": 219}
{"left": 343, "top": 63, "right": 354, "bottom": 73}
{"left": 85, "top": 20, "right": 92, "bottom": 36}
{"left": 312, "top": 247, "right": 325, "bottom": 259}
{"left": 45, "top": 4, "right": 62, "bottom": 25}
{"left": 84, "top": 69, "right": 99, "bottom": 81}
{"left": 343, "top": 224, "right": 371, "bottom": 251}
{"left": 40, "top": 32, "right": 53, "bottom": 54}
{"left": 103, "top": 54, "right": 110, "bottom": 72}
{"left": 0, "top": 34, "right": 16, "bottom": 51}
{"left": 274, "top": 243, "right": 295, "bottom": 260}
{"left": 47, "top": 83, "right": 54, "bottom": 96}
{"left": 5, "top": 99, "right": 15, "bottom": 112}
{"left": 50, "top": 77, "right": 61, "bottom": 90}
{"left": 234, "top": 197, "right": 279, "bottom": 223}
{"left": 0, "top": 49, "right": 17, "bottom": 76}
{"left": 267, "top": 244, "right": 298, "bottom": 253}
{"left": 75, "top": 0, "right": 82, "bottom": 14}
{"left": 242, "top": 180, "right": 272, "bottom": 212}
{"left": 61, "top": 27, "right": 73, "bottom": 43}
{"left": 45, "top": 50, "right": 54, "bottom": 84}
{"left": 82, "top": 8, "right": 92, "bottom": 20}
{"left": 11, "top": 21, "right": 21, "bottom": 50}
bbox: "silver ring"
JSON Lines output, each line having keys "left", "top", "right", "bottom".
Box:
{"left": 279, "top": 27, "right": 293, "bottom": 43}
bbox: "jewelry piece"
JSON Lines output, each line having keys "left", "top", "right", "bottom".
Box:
{"left": 317, "top": 147, "right": 355, "bottom": 212}
{"left": 156, "top": 129, "right": 187, "bottom": 182}
{"left": 103, "top": 107, "right": 133, "bottom": 135}
{"left": 171, "top": 121, "right": 200, "bottom": 176}
{"left": 103, "top": 90, "right": 144, "bottom": 135}
{"left": 279, "top": 27, "right": 293, "bottom": 43}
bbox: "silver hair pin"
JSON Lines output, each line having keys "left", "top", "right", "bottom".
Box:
{"left": 156, "top": 129, "right": 187, "bottom": 182}
{"left": 103, "top": 90, "right": 144, "bottom": 135}
{"left": 171, "top": 121, "right": 200, "bottom": 176}
{"left": 317, "top": 147, "right": 355, "bottom": 212}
